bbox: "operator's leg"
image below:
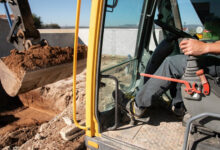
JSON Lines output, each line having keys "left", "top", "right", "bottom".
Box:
{"left": 135, "top": 54, "right": 220, "bottom": 108}
{"left": 171, "top": 83, "right": 186, "bottom": 116}
{"left": 136, "top": 55, "right": 187, "bottom": 107}
{"left": 171, "top": 83, "right": 183, "bottom": 106}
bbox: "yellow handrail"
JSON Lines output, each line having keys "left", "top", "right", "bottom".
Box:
{"left": 73, "top": 0, "right": 86, "bottom": 130}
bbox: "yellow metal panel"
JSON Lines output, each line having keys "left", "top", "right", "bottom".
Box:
{"left": 86, "top": 0, "right": 104, "bottom": 137}
{"left": 88, "top": 140, "right": 99, "bottom": 149}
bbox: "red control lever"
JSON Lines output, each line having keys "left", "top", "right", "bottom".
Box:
{"left": 140, "top": 73, "right": 201, "bottom": 95}
{"left": 196, "top": 69, "right": 210, "bottom": 95}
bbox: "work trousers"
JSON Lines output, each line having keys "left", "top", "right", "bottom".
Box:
{"left": 135, "top": 55, "right": 220, "bottom": 107}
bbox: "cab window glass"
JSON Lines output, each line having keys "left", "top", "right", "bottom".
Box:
{"left": 178, "top": 0, "right": 220, "bottom": 41}
{"left": 98, "top": 0, "right": 145, "bottom": 112}
{"left": 101, "top": 0, "right": 144, "bottom": 71}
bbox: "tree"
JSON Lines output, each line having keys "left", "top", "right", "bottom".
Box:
{"left": 32, "top": 13, "right": 42, "bottom": 29}
{"left": 32, "top": 14, "right": 61, "bottom": 29}
{"left": 43, "top": 23, "right": 61, "bottom": 29}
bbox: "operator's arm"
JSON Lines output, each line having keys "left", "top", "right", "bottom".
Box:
{"left": 179, "top": 39, "right": 220, "bottom": 56}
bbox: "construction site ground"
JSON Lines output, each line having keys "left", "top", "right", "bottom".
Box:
{"left": 0, "top": 43, "right": 87, "bottom": 149}
{"left": 0, "top": 54, "right": 186, "bottom": 150}
{"left": 0, "top": 67, "right": 87, "bottom": 150}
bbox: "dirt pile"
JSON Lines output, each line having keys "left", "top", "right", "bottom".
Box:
{"left": 0, "top": 69, "right": 87, "bottom": 149}
{"left": 18, "top": 58, "right": 86, "bottom": 114}
{"left": 1, "top": 44, "right": 87, "bottom": 79}
{"left": 0, "top": 44, "right": 87, "bottom": 97}
{"left": 19, "top": 105, "right": 85, "bottom": 150}
{"left": 18, "top": 70, "right": 87, "bottom": 150}
{"left": 0, "top": 44, "right": 87, "bottom": 149}
{"left": 0, "top": 126, "right": 38, "bottom": 149}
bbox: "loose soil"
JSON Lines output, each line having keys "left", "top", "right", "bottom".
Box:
{"left": 0, "top": 125, "right": 38, "bottom": 149}
{"left": 0, "top": 44, "right": 87, "bottom": 149}
{"left": 18, "top": 70, "right": 87, "bottom": 150}
{"left": 18, "top": 58, "right": 87, "bottom": 114}
{"left": 0, "top": 83, "right": 52, "bottom": 148}
{"left": 0, "top": 69, "right": 87, "bottom": 149}
{"left": 2, "top": 44, "right": 87, "bottom": 79}
{"left": 0, "top": 54, "right": 118, "bottom": 149}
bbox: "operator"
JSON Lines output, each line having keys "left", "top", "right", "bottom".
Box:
{"left": 125, "top": 39, "right": 220, "bottom": 118}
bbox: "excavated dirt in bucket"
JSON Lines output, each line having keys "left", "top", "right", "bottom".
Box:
{"left": 2, "top": 44, "right": 87, "bottom": 79}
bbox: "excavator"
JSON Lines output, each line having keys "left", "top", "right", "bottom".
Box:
{"left": 1, "top": 0, "right": 220, "bottom": 150}
{"left": 0, "top": 0, "right": 74, "bottom": 97}
{"left": 72, "top": 0, "right": 220, "bottom": 150}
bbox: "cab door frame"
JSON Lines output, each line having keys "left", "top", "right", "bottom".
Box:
{"left": 94, "top": 0, "right": 159, "bottom": 134}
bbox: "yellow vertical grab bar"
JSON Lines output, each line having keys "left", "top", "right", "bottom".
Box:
{"left": 73, "top": 0, "right": 86, "bottom": 130}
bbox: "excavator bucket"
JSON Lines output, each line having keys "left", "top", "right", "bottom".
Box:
{"left": 0, "top": 44, "right": 87, "bottom": 97}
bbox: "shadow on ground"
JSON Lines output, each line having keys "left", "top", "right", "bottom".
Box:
{"left": 0, "top": 115, "right": 19, "bottom": 128}
{"left": 0, "top": 83, "right": 23, "bottom": 113}
{"left": 146, "top": 106, "right": 182, "bottom": 126}
{"left": 0, "top": 83, "right": 23, "bottom": 128}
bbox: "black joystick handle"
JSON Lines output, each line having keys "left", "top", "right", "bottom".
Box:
{"left": 183, "top": 55, "right": 202, "bottom": 100}
{"left": 184, "top": 56, "right": 199, "bottom": 78}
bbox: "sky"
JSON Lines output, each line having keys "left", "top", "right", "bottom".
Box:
{"left": 0, "top": 0, "right": 202, "bottom": 27}
{"left": 104, "top": 0, "right": 144, "bottom": 27}
{"left": 178, "top": 0, "right": 202, "bottom": 26}
{"left": 0, "top": 0, "right": 91, "bottom": 27}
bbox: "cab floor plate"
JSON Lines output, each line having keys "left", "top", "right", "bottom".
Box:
{"left": 102, "top": 107, "right": 185, "bottom": 150}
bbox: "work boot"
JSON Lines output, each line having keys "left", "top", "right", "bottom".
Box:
{"left": 120, "top": 98, "right": 147, "bottom": 118}
{"left": 121, "top": 98, "right": 150, "bottom": 125}
{"left": 112, "top": 90, "right": 147, "bottom": 118}
{"left": 172, "top": 102, "right": 186, "bottom": 117}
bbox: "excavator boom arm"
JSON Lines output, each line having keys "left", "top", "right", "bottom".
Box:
{"left": 0, "top": 0, "right": 40, "bottom": 50}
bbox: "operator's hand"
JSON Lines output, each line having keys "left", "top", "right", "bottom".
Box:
{"left": 179, "top": 39, "right": 208, "bottom": 56}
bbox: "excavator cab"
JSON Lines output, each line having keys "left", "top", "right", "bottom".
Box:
{"left": 73, "top": 0, "right": 220, "bottom": 149}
